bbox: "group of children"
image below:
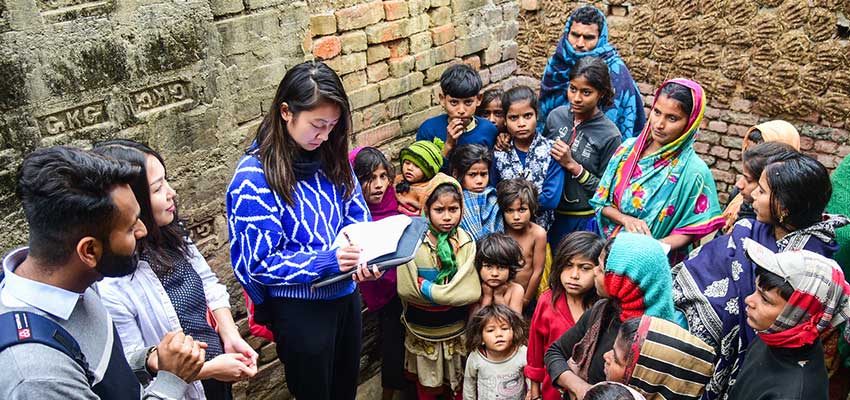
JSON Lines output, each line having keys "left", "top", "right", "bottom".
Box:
{"left": 346, "top": 61, "right": 630, "bottom": 400}
{"left": 348, "top": 61, "right": 850, "bottom": 400}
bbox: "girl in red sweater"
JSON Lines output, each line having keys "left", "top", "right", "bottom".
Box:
{"left": 525, "top": 232, "right": 604, "bottom": 400}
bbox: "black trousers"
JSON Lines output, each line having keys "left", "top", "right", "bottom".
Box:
{"left": 200, "top": 379, "right": 232, "bottom": 400}
{"left": 265, "top": 290, "right": 362, "bottom": 400}
{"left": 378, "top": 296, "right": 406, "bottom": 390}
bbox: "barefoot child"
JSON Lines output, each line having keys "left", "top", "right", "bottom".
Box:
{"left": 452, "top": 144, "right": 503, "bottom": 240}
{"left": 494, "top": 86, "right": 565, "bottom": 230}
{"left": 394, "top": 138, "right": 448, "bottom": 216}
{"left": 350, "top": 146, "right": 406, "bottom": 400}
{"left": 397, "top": 175, "right": 481, "bottom": 399}
{"left": 497, "top": 178, "right": 548, "bottom": 316}
{"left": 526, "top": 232, "right": 604, "bottom": 400}
{"left": 475, "top": 233, "right": 526, "bottom": 314}
{"left": 463, "top": 304, "right": 529, "bottom": 400}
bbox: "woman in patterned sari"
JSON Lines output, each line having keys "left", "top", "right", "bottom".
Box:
{"left": 672, "top": 151, "right": 849, "bottom": 399}
{"left": 590, "top": 79, "right": 724, "bottom": 262}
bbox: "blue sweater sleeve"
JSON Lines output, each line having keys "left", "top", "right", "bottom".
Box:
{"left": 226, "top": 157, "right": 368, "bottom": 290}
{"left": 539, "top": 159, "right": 565, "bottom": 211}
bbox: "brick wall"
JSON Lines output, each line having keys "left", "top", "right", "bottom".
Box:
{"left": 515, "top": 0, "right": 850, "bottom": 205}
{"left": 306, "top": 0, "right": 522, "bottom": 157}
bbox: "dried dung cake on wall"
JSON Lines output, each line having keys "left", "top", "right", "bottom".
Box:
{"left": 517, "top": 0, "right": 850, "bottom": 124}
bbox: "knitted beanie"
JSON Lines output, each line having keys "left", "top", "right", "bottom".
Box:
{"left": 604, "top": 232, "right": 675, "bottom": 322}
{"left": 400, "top": 138, "right": 445, "bottom": 180}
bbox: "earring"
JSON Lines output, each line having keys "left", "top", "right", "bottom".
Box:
{"left": 779, "top": 212, "right": 788, "bottom": 224}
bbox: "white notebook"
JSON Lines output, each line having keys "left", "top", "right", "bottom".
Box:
{"left": 332, "top": 214, "right": 412, "bottom": 265}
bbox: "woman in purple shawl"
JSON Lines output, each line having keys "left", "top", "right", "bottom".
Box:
{"left": 349, "top": 146, "right": 406, "bottom": 399}
{"left": 672, "top": 149, "right": 849, "bottom": 399}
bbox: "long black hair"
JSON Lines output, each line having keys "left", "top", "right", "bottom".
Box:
{"left": 569, "top": 56, "right": 615, "bottom": 108}
{"left": 550, "top": 231, "right": 604, "bottom": 309}
{"left": 450, "top": 144, "right": 492, "bottom": 182}
{"left": 252, "top": 61, "right": 354, "bottom": 205}
{"left": 742, "top": 141, "right": 798, "bottom": 183}
{"left": 93, "top": 140, "right": 191, "bottom": 272}
{"left": 762, "top": 153, "right": 831, "bottom": 232}
{"left": 352, "top": 147, "right": 394, "bottom": 188}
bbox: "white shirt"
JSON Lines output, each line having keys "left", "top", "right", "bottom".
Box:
{"left": 1, "top": 247, "right": 84, "bottom": 320}
{"left": 99, "top": 243, "right": 230, "bottom": 400}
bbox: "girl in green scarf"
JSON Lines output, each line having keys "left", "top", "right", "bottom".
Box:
{"left": 397, "top": 174, "right": 482, "bottom": 399}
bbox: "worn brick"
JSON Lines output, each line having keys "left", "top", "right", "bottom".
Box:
{"left": 325, "top": 52, "right": 367, "bottom": 75}
{"left": 431, "top": 0, "right": 449, "bottom": 6}
{"left": 386, "top": 96, "right": 411, "bottom": 118}
{"left": 463, "top": 55, "right": 481, "bottom": 71}
{"left": 310, "top": 14, "right": 337, "bottom": 35}
{"left": 429, "top": 6, "right": 452, "bottom": 26}
{"left": 426, "top": 62, "right": 454, "bottom": 84}
{"left": 356, "top": 121, "right": 402, "bottom": 147}
{"left": 728, "top": 124, "right": 749, "bottom": 137}
{"left": 720, "top": 136, "right": 742, "bottom": 149}
{"left": 451, "top": 0, "right": 487, "bottom": 12}
{"left": 693, "top": 142, "right": 710, "bottom": 154}
{"left": 501, "top": 21, "right": 519, "bottom": 41}
{"left": 478, "top": 68, "right": 491, "bottom": 86}
{"left": 313, "top": 36, "right": 342, "bottom": 60}
{"left": 520, "top": 0, "right": 538, "bottom": 10}
{"left": 488, "top": 59, "right": 516, "bottom": 82}
{"left": 456, "top": 32, "right": 490, "bottom": 57}
{"left": 367, "top": 45, "right": 391, "bottom": 63}
{"left": 503, "top": 1, "right": 520, "bottom": 21}
{"left": 401, "top": 105, "right": 443, "bottom": 132}
{"left": 340, "top": 31, "right": 368, "bottom": 54}
{"left": 406, "top": 14, "right": 430, "bottom": 35}
{"left": 609, "top": 4, "right": 627, "bottom": 16}
{"left": 431, "top": 24, "right": 455, "bottom": 46}
{"left": 408, "top": 0, "right": 431, "bottom": 15}
{"left": 814, "top": 139, "right": 837, "bottom": 154}
{"left": 410, "top": 32, "right": 432, "bottom": 54}
{"left": 409, "top": 88, "right": 432, "bottom": 112}
{"left": 383, "top": 1, "right": 409, "bottom": 20}
{"left": 713, "top": 169, "right": 736, "bottom": 184}
{"left": 336, "top": 1, "right": 385, "bottom": 31}
{"left": 720, "top": 111, "right": 759, "bottom": 126}
{"left": 388, "top": 55, "right": 415, "bottom": 77}
{"left": 342, "top": 71, "right": 367, "bottom": 92}
{"left": 715, "top": 160, "right": 731, "bottom": 172}
{"left": 501, "top": 42, "right": 519, "bottom": 62}
{"left": 700, "top": 131, "right": 720, "bottom": 144}
{"left": 349, "top": 84, "right": 381, "bottom": 110}
{"left": 211, "top": 0, "right": 244, "bottom": 17}
{"left": 367, "top": 62, "right": 389, "bottom": 82}
{"left": 707, "top": 120, "right": 728, "bottom": 133}
{"left": 361, "top": 103, "right": 387, "bottom": 127}
{"left": 388, "top": 39, "right": 410, "bottom": 58}
{"left": 366, "top": 20, "right": 407, "bottom": 44}
{"left": 352, "top": 111, "right": 365, "bottom": 132}
{"left": 729, "top": 149, "right": 742, "bottom": 161}
{"left": 433, "top": 42, "right": 456, "bottom": 64}
{"left": 482, "top": 44, "right": 501, "bottom": 65}
{"left": 379, "top": 72, "right": 425, "bottom": 100}
{"left": 839, "top": 144, "right": 850, "bottom": 158}
{"left": 414, "top": 50, "right": 436, "bottom": 71}
{"left": 709, "top": 145, "right": 729, "bottom": 158}
{"left": 800, "top": 136, "right": 814, "bottom": 150}
{"left": 637, "top": 83, "right": 655, "bottom": 96}
{"left": 730, "top": 99, "right": 752, "bottom": 112}
{"left": 817, "top": 154, "right": 839, "bottom": 169}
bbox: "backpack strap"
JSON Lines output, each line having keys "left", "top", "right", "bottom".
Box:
{"left": 0, "top": 311, "right": 94, "bottom": 386}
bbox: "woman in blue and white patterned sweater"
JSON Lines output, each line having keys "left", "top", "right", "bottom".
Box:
{"left": 226, "top": 61, "right": 381, "bottom": 400}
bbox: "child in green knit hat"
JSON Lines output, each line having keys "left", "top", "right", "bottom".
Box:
{"left": 394, "top": 138, "right": 447, "bottom": 216}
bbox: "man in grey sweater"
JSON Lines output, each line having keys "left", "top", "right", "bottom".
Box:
{"left": 0, "top": 146, "right": 206, "bottom": 399}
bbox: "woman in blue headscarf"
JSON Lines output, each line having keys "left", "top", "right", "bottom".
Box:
{"left": 538, "top": 5, "right": 646, "bottom": 140}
